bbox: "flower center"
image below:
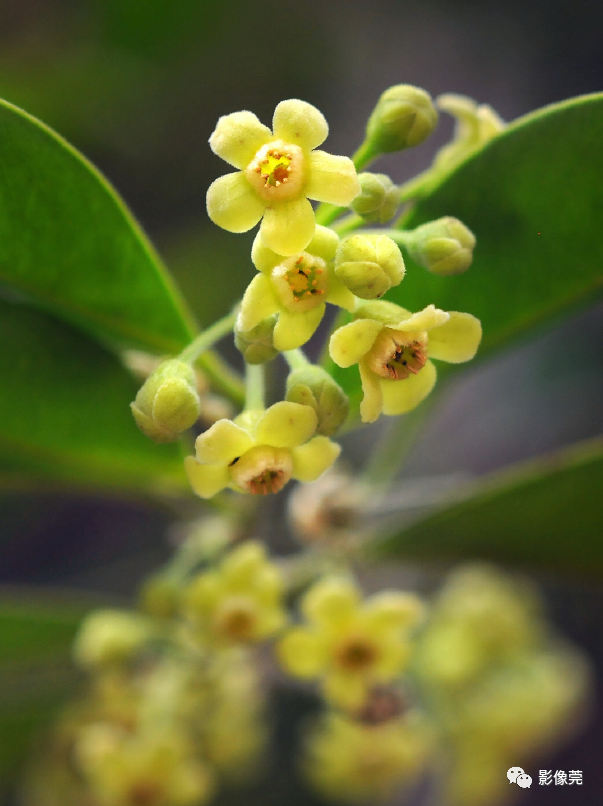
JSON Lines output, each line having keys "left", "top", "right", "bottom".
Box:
{"left": 213, "top": 596, "right": 258, "bottom": 641}
{"left": 128, "top": 781, "right": 163, "bottom": 806}
{"left": 229, "top": 445, "right": 293, "bottom": 495}
{"left": 335, "top": 635, "right": 378, "bottom": 673}
{"left": 366, "top": 328, "right": 428, "bottom": 380}
{"left": 271, "top": 254, "right": 328, "bottom": 313}
{"left": 245, "top": 139, "right": 305, "bottom": 202}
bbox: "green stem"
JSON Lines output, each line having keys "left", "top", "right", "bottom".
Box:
{"left": 244, "top": 363, "right": 265, "bottom": 411}
{"left": 331, "top": 212, "right": 365, "bottom": 235}
{"left": 352, "top": 140, "right": 379, "bottom": 171}
{"left": 283, "top": 349, "right": 311, "bottom": 371}
{"left": 315, "top": 202, "right": 346, "bottom": 227}
{"left": 398, "top": 169, "right": 437, "bottom": 203}
{"left": 195, "top": 351, "right": 245, "bottom": 407}
{"left": 179, "top": 308, "right": 238, "bottom": 364}
{"left": 360, "top": 228, "right": 413, "bottom": 245}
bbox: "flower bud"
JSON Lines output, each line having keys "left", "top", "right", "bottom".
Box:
{"left": 234, "top": 314, "right": 279, "bottom": 364}
{"left": 350, "top": 173, "right": 399, "bottom": 224}
{"left": 335, "top": 234, "right": 405, "bottom": 299}
{"left": 73, "top": 609, "right": 153, "bottom": 668}
{"left": 366, "top": 85, "right": 438, "bottom": 154}
{"left": 405, "top": 217, "right": 476, "bottom": 276}
{"left": 285, "top": 366, "right": 349, "bottom": 436}
{"left": 130, "top": 359, "right": 201, "bottom": 443}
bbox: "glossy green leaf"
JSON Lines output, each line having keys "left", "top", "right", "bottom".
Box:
{"left": 0, "top": 98, "right": 196, "bottom": 353}
{"left": 330, "top": 93, "right": 603, "bottom": 410}
{"left": 0, "top": 297, "right": 187, "bottom": 493}
{"left": 374, "top": 435, "right": 603, "bottom": 576}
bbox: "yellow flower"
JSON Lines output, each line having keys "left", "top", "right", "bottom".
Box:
{"left": 237, "top": 226, "right": 356, "bottom": 351}
{"left": 206, "top": 99, "right": 360, "bottom": 255}
{"left": 304, "top": 710, "right": 433, "bottom": 803}
{"left": 184, "top": 401, "right": 341, "bottom": 499}
{"left": 278, "top": 576, "right": 423, "bottom": 709}
{"left": 329, "top": 300, "right": 482, "bottom": 423}
{"left": 181, "top": 541, "right": 285, "bottom": 645}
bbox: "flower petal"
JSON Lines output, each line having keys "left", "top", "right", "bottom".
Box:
{"left": 278, "top": 628, "right": 326, "bottom": 677}
{"left": 222, "top": 541, "right": 267, "bottom": 587}
{"left": 255, "top": 401, "right": 317, "bottom": 448}
{"left": 194, "top": 419, "right": 255, "bottom": 465}
{"left": 325, "top": 267, "right": 357, "bottom": 312}
{"left": 307, "top": 225, "right": 340, "bottom": 261}
{"left": 184, "top": 456, "right": 230, "bottom": 499}
{"left": 380, "top": 359, "right": 437, "bottom": 415}
{"left": 251, "top": 231, "right": 281, "bottom": 273}
{"left": 260, "top": 197, "right": 316, "bottom": 255}
{"left": 273, "top": 305, "right": 325, "bottom": 351}
{"left": 358, "top": 360, "right": 383, "bottom": 423}
{"left": 329, "top": 319, "right": 382, "bottom": 368}
{"left": 272, "top": 99, "right": 329, "bottom": 151}
{"left": 305, "top": 151, "right": 360, "bottom": 205}
{"left": 394, "top": 304, "right": 449, "bottom": 332}
{"left": 291, "top": 435, "right": 341, "bottom": 482}
{"left": 372, "top": 640, "right": 411, "bottom": 679}
{"left": 302, "top": 577, "right": 360, "bottom": 626}
{"left": 238, "top": 273, "right": 280, "bottom": 331}
{"left": 206, "top": 172, "right": 265, "bottom": 233}
{"left": 364, "top": 592, "right": 425, "bottom": 631}
{"left": 427, "top": 311, "right": 482, "bottom": 363}
{"left": 323, "top": 671, "right": 368, "bottom": 709}
{"left": 209, "top": 111, "right": 272, "bottom": 169}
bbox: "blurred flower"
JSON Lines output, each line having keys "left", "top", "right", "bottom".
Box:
{"left": 434, "top": 93, "right": 505, "bottom": 173}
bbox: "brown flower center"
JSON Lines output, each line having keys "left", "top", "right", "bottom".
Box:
{"left": 271, "top": 254, "right": 329, "bottom": 313}
{"left": 366, "top": 329, "right": 427, "bottom": 380}
{"left": 214, "top": 597, "right": 258, "bottom": 641}
{"left": 229, "top": 445, "right": 293, "bottom": 495}
{"left": 335, "top": 635, "right": 378, "bottom": 672}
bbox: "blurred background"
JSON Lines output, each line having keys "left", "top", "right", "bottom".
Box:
{"left": 0, "top": 0, "right": 602, "bottom": 804}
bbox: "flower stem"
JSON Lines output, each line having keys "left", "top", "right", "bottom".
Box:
{"left": 398, "top": 169, "right": 437, "bottom": 203}
{"left": 283, "top": 349, "right": 311, "bottom": 370}
{"left": 331, "top": 212, "right": 365, "bottom": 235}
{"left": 179, "top": 307, "right": 238, "bottom": 364}
{"left": 360, "top": 228, "right": 413, "bottom": 246}
{"left": 352, "top": 140, "right": 379, "bottom": 171}
{"left": 315, "top": 202, "right": 346, "bottom": 227}
{"left": 244, "top": 362, "right": 265, "bottom": 411}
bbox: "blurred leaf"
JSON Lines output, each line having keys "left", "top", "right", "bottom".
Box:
{"left": 331, "top": 93, "right": 603, "bottom": 410}
{"left": 374, "top": 435, "right": 603, "bottom": 576}
{"left": 0, "top": 591, "right": 89, "bottom": 792}
{"left": 0, "top": 297, "right": 187, "bottom": 494}
{"left": 0, "top": 98, "right": 196, "bottom": 353}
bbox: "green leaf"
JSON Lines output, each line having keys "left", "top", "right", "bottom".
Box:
{"left": 0, "top": 98, "right": 196, "bottom": 353}
{"left": 374, "top": 434, "right": 603, "bottom": 576}
{"left": 330, "top": 93, "right": 603, "bottom": 411}
{"left": 0, "top": 297, "right": 187, "bottom": 493}
{"left": 0, "top": 591, "right": 89, "bottom": 792}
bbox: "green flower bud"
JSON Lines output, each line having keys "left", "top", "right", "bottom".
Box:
{"left": 405, "top": 217, "right": 476, "bottom": 276}
{"left": 234, "top": 314, "right": 279, "bottom": 364}
{"left": 335, "top": 234, "right": 405, "bottom": 299}
{"left": 366, "top": 85, "right": 438, "bottom": 154}
{"left": 350, "top": 173, "right": 399, "bottom": 224}
{"left": 286, "top": 366, "right": 349, "bottom": 437}
{"left": 130, "top": 358, "right": 201, "bottom": 443}
{"left": 73, "top": 609, "right": 153, "bottom": 668}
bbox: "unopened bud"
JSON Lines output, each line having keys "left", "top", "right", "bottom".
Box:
{"left": 73, "top": 609, "right": 152, "bottom": 668}
{"left": 131, "top": 359, "right": 201, "bottom": 443}
{"left": 234, "top": 314, "right": 279, "bottom": 364}
{"left": 335, "top": 234, "right": 405, "bottom": 299}
{"left": 350, "top": 173, "right": 399, "bottom": 224}
{"left": 405, "top": 217, "right": 476, "bottom": 276}
{"left": 286, "top": 366, "right": 349, "bottom": 436}
{"left": 366, "top": 85, "right": 438, "bottom": 154}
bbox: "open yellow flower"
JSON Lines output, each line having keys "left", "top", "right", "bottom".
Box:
{"left": 330, "top": 300, "right": 482, "bottom": 423}
{"left": 184, "top": 401, "right": 341, "bottom": 499}
{"left": 206, "top": 100, "right": 360, "bottom": 255}
{"left": 278, "top": 576, "right": 424, "bottom": 709}
{"left": 237, "top": 226, "right": 356, "bottom": 352}
{"left": 181, "top": 541, "right": 285, "bottom": 645}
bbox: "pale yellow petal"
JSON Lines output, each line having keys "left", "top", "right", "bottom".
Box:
{"left": 255, "top": 401, "right": 317, "bottom": 448}
{"left": 323, "top": 671, "right": 367, "bottom": 709}
{"left": 209, "top": 111, "right": 272, "bottom": 169}
{"left": 272, "top": 99, "right": 328, "bottom": 151}
{"left": 194, "top": 419, "right": 255, "bottom": 465}
{"left": 394, "top": 304, "right": 449, "bottom": 332}
{"left": 184, "top": 456, "right": 230, "bottom": 499}
{"left": 372, "top": 639, "right": 411, "bottom": 679}
{"left": 358, "top": 360, "right": 383, "bottom": 423}
{"left": 250, "top": 231, "right": 281, "bottom": 273}
{"left": 380, "top": 359, "right": 437, "bottom": 415}
{"left": 206, "top": 172, "right": 265, "bottom": 233}
{"left": 278, "top": 628, "right": 326, "bottom": 677}
{"left": 291, "top": 436, "right": 341, "bottom": 482}
{"left": 326, "top": 268, "right": 357, "bottom": 312}
{"left": 237, "top": 273, "right": 281, "bottom": 331}
{"left": 329, "top": 319, "right": 382, "bottom": 367}
{"left": 260, "top": 197, "right": 316, "bottom": 255}
{"left": 427, "top": 311, "right": 482, "bottom": 363}
{"left": 305, "top": 151, "right": 361, "bottom": 206}
{"left": 302, "top": 577, "right": 360, "bottom": 626}
{"left": 307, "top": 225, "right": 340, "bottom": 261}
{"left": 273, "top": 305, "right": 325, "bottom": 351}
{"left": 221, "top": 541, "right": 267, "bottom": 588}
